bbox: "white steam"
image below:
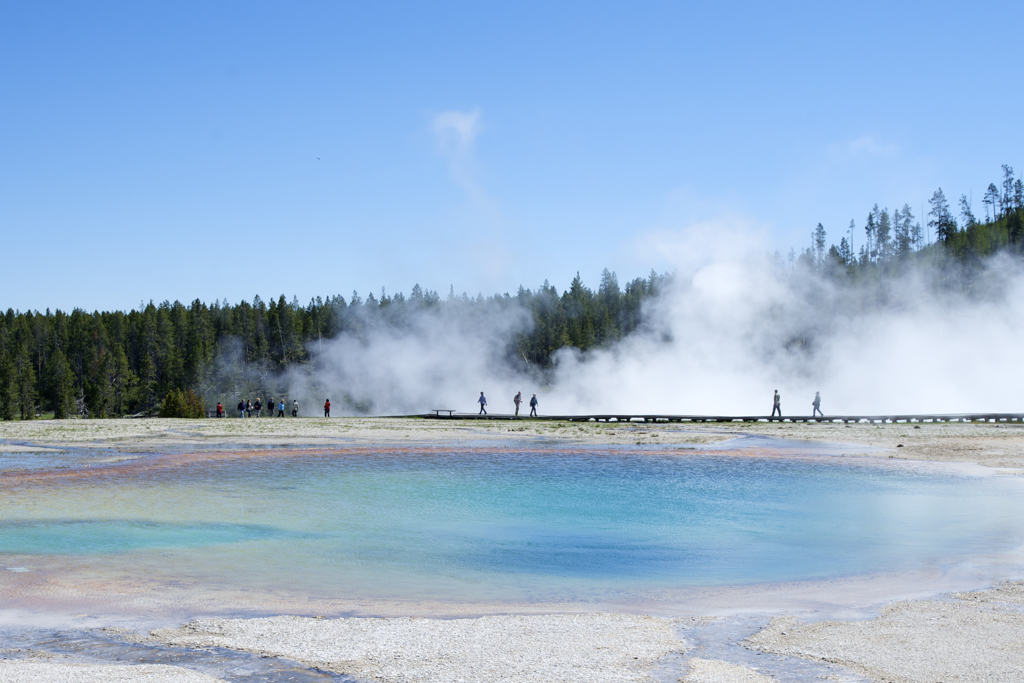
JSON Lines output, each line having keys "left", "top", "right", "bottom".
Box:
{"left": 549, "top": 254, "right": 1024, "bottom": 415}
{"left": 287, "top": 299, "right": 531, "bottom": 415}
{"left": 287, "top": 235, "right": 1024, "bottom": 416}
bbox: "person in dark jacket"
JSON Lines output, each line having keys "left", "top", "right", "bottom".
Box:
{"left": 237, "top": 400, "right": 245, "bottom": 418}
{"left": 514, "top": 391, "right": 522, "bottom": 416}
{"left": 812, "top": 391, "right": 823, "bottom": 417}
{"left": 529, "top": 394, "right": 538, "bottom": 417}
{"left": 771, "top": 390, "right": 781, "bottom": 418}
{"left": 478, "top": 392, "right": 487, "bottom": 415}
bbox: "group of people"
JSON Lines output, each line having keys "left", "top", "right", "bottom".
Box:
{"left": 211, "top": 397, "right": 331, "bottom": 417}
{"left": 214, "top": 398, "right": 299, "bottom": 418}
{"left": 771, "top": 390, "right": 823, "bottom": 418}
{"left": 477, "top": 391, "right": 539, "bottom": 417}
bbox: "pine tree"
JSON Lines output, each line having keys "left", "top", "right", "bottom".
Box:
{"left": 0, "top": 350, "right": 13, "bottom": 420}
{"left": 137, "top": 352, "right": 157, "bottom": 412}
{"left": 928, "top": 188, "right": 957, "bottom": 244}
{"left": 14, "top": 345, "right": 36, "bottom": 420}
{"left": 875, "top": 208, "right": 891, "bottom": 261}
{"left": 983, "top": 184, "right": 1000, "bottom": 221}
{"left": 838, "top": 237, "right": 852, "bottom": 265}
{"left": 864, "top": 210, "right": 876, "bottom": 261}
{"left": 813, "top": 223, "right": 827, "bottom": 268}
{"left": 959, "top": 195, "right": 976, "bottom": 229}
{"left": 49, "top": 347, "right": 76, "bottom": 419}
{"left": 109, "top": 344, "right": 136, "bottom": 416}
{"left": 1002, "top": 165, "right": 1015, "bottom": 213}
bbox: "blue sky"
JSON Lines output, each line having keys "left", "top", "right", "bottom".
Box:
{"left": 2, "top": 1, "right": 1022, "bottom": 312}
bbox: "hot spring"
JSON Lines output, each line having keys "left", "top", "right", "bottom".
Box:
{"left": 2, "top": 442, "right": 1023, "bottom": 616}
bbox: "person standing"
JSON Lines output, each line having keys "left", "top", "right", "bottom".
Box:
{"left": 529, "top": 393, "right": 538, "bottom": 417}
{"left": 254, "top": 398, "right": 262, "bottom": 418}
{"left": 216, "top": 402, "right": 223, "bottom": 418}
{"left": 278, "top": 400, "right": 285, "bottom": 417}
{"left": 771, "top": 390, "right": 781, "bottom": 418}
{"left": 324, "top": 398, "right": 331, "bottom": 417}
{"left": 238, "top": 400, "right": 245, "bottom": 418}
{"left": 292, "top": 399, "right": 299, "bottom": 417}
{"left": 812, "top": 391, "right": 823, "bottom": 417}
{"left": 513, "top": 391, "right": 522, "bottom": 416}
{"left": 478, "top": 392, "right": 487, "bottom": 415}
{"left": 268, "top": 397, "right": 274, "bottom": 418}
{"left": 245, "top": 399, "right": 252, "bottom": 418}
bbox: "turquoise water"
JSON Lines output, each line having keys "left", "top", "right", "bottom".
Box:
{"left": 0, "top": 521, "right": 304, "bottom": 554}
{"left": 2, "top": 447, "right": 1023, "bottom": 605}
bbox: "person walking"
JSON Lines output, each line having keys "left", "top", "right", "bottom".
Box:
{"left": 812, "top": 391, "right": 823, "bottom": 417}
{"left": 216, "top": 402, "right": 223, "bottom": 418}
{"left": 529, "top": 393, "right": 538, "bottom": 417}
{"left": 513, "top": 391, "right": 522, "bottom": 416}
{"left": 268, "top": 397, "right": 274, "bottom": 417}
{"left": 292, "top": 399, "right": 298, "bottom": 417}
{"left": 237, "top": 400, "right": 245, "bottom": 418}
{"left": 324, "top": 399, "right": 331, "bottom": 417}
{"left": 245, "top": 399, "right": 252, "bottom": 418}
{"left": 478, "top": 392, "right": 487, "bottom": 415}
{"left": 254, "top": 398, "right": 262, "bottom": 418}
{"left": 771, "top": 390, "right": 781, "bottom": 418}
{"left": 278, "top": 400, "right": 285, "bottom": 417}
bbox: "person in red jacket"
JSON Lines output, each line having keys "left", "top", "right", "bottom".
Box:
{"left": 324, "top": 398, "right": 331, "bottom": 417}
{"left": 215, "top": 402, "right": 223, "bottom": 418}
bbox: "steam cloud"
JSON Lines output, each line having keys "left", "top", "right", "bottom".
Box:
{"left": 283, "top": 235, "right": 1024, "bottom": 417}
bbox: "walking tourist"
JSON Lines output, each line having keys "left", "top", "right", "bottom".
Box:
{"left": 529, "top": 393, "right": 538, "bottom": 417}
{"left": 771, "top": 390, "right": 782, "bottom": 418}
{"left": 216, "top": 402, "right": 223, "bottom": 418}
{"left": 514, "top": 391, "right": 522, "bottom": 416}
{"left": 478, "top": 392, "right": 488, "bottom": 415}
{"left": 254, "top": 398, "right": 262, "bottom": 417}
{"left": 237, "top": 400, "right": 245, "bottom": 418}
{"left": 292, "top": 399, "right": 298, "bottom": 417}
{"left": 278, "top": 400, "right": 285, "bottom": 417}
{"left": 324, "top": 398, "right": 331, "bottom": 417}
{"left": 812, "top": 391, "right": 823, "bottom": 417}
{"left": 245, "top": 399, "right": 252, "bottom": 418}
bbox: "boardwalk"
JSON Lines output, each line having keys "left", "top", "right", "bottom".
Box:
{"left": 416, "top": 412, "right": 1024, "bottom": 424}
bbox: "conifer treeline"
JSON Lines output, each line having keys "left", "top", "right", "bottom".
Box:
{"left": 0, "top": 271, "right": 665, "bottom": 419}
{"left": 791, "top": 164, "right": 1024, "bottom": 279}
{"left": 3, "top": 165, "right": 1021, "bottom": 419}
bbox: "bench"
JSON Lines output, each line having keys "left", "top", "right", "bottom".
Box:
{"left": 430, "top": 409, "right": 456, "bottom": 417}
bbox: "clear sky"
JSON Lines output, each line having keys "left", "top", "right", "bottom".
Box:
{"left": 2, "top": 1, "right": 1022, "bottom": 312}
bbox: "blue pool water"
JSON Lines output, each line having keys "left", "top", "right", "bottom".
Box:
{"left": 2, "top": 447, "right": 1023, "bottom": 606}
{"left": 0, "top": 521, "right": 304, "bottom": 555}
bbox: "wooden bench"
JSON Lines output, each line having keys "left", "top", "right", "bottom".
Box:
{"left": 430, "top": 409, "right": 456, "bottom": 417}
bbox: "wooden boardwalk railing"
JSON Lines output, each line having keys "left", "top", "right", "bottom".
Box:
{"left": 414, "top": 412, "right": 1024, "bottom": 424}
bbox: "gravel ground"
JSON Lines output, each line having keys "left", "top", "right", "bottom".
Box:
{"left": 3, "top": 418, "right": 1024, "bottom": 469}
{"left": 743, "top": 581, "right": 1024, "bottom": 682}
{"left": 0, "top": 417, "right": 731, "bottom": 451}
{"left": 0, "top": 660, "right": 225, "bottom": 682}
{"left": 5, "top": 419, "right": 1024, "bottom": 682}
{"left": 681, "top": 658, "right": 777, "bottom": 682}
{"left": 151, "top": 613, "right": 687, "bottom": 683}
{"left": 702, "top": 421, "right": 1024, "bottom": 470}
